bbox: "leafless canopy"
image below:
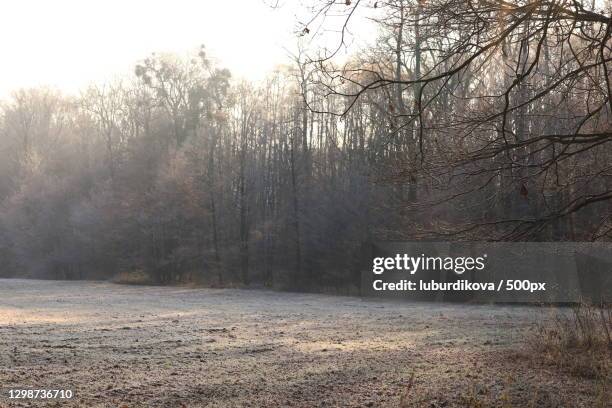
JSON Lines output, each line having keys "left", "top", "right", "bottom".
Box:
{"left": 302, "top": 0, "right": 612, "bottom": 240}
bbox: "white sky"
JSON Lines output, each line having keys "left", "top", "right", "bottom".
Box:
{"left": 0, "top": 0, "right": 370, "bottom": 97}
{"left": 1, "top": 1, "right": 608, "bottom": 99}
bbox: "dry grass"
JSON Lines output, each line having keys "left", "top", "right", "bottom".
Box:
{"left": 110, "top": 269, "right": 152, "bottom": 285}
{"left": 2, "top": 280, "right": 607, "bottom": 407}
{"left": 446, "top": 303, "right": 612, "bottom": 408}
{"left": 532, "top": 303, "right": 611, "bottom": 379}
{"left": 457, "top": 378, "right": 576, "bottom": 408}
{"left": 526, "top": 303, "right": 611, "bottom": 408}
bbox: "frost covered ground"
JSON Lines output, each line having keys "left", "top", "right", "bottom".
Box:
{"left": 0, "top": 279, "right": 601, "bottom": 407}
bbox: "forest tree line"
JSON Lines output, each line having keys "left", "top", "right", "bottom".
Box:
{"left": 0, "top": 0, "right": 609, "bottom": 290}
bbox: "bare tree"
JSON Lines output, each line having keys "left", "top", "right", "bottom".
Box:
{"left": 301, "top": 0, "right": 611, "bottom": 240}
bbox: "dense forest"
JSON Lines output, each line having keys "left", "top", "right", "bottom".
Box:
{"left": 0, "top": 0, "right": 610, "bottom": 290}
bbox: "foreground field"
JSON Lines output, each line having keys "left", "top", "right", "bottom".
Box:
{"left": 0, "top": 279, "right": 602, "bottom": 407}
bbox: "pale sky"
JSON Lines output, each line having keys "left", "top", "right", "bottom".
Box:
{"left": 0, "top": 0, "right": 374, "bottom": 97}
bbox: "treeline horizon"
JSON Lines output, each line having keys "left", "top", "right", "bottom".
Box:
{"left": 0, "top": 0, "right": 610, "bottom": 290}
{"left": 0, "top": 49, "right": 382, "bottom": 289}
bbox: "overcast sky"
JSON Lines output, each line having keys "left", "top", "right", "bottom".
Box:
{"left": 0, "top": 0, "right": 365, "bottom": 97}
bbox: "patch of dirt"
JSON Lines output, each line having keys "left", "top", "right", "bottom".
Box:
{"left": 0, "top": 279, "right": 602, "bottom": 407}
